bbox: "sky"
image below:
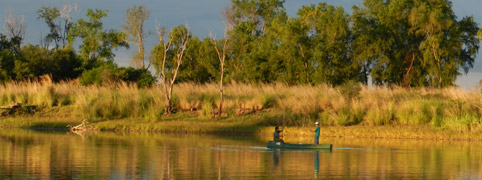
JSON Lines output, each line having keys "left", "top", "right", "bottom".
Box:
{"left": 1, "top": 0, "right": 481, "bottom": 89}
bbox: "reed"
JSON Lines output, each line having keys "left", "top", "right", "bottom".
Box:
{"left": 1, "top": 79, "right": 482, "bottom": 134}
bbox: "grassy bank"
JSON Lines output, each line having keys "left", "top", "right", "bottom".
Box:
{"left": 1, "top": 78, "right": 482, "bottom": 139}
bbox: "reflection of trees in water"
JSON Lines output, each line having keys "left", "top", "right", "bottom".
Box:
{"left": 2, "top": 130, "right": 482, "bottom": 179}
{"left": 162, "top": 146, "right": 172, "bottom": 180}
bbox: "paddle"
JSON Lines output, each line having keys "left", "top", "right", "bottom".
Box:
{"left": 281, "top": 113, "right": 285, "bottom": 140}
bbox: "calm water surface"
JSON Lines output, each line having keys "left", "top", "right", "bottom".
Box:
{"left": 0, "top": 129, "right": 481, "bottom": 179}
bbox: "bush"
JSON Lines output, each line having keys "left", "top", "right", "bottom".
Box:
{"left": 80, "top": 62, "right": 156, "bottom": 87}
{"left": 261, "top": 94, "right": 277, "bottom": 109}
{"left": 13, "top": 45, "right": 82, "bottom": 81}
{"left": 119, "top": 67, "right": 156, "bottom": 88}
{"left": 364, "top": 105, "right": 394, "bottom": 125}
{"left": 334, "top": 108, "right": 365, "bottom": 126}
{"left": 338, "top": 80, "right": 362, "bottom": 100}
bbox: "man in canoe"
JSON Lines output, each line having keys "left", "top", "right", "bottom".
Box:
{"left": 313, "top": 122, "right": 320, "bottom": 145}
{"left": 273, "top": 126, "right": 284, "bottom": 143}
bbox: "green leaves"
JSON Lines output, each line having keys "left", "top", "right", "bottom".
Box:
{"left": 68, "top": 9, "right": 128, "bottom": 64}
{"left": 352, "top": 0, "right": 479, "bottom": 88}
{"left": 1, "top": 1, "right": 481, "bottom": 88}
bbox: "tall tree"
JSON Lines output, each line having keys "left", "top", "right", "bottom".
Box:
{"left": 37, "top": 4, "right": 76, "bottom": 49}
{"left": 352, "top": 0, "right": 479, "bottom": 87}
{"left": 0, "top": 34, "right": 16, "bottom": 81}
{"left": 37, "top": 7, "right": 61, "bottom": 48}
{"left": 3, "top": 12, "right": 25, "bottom": 52}
{"left": 210, "top": 24, "right": 229, "bottom": 118}
{"left": 225, "top": 0, "right": 286, "bottom": 83}
{"left": 295, "top": 3, "right": 359, "bottom": 85}
{"left": 122, "top": 5, "right": 150, "bottom": 69}
{"left": 267, "top": 17, "right": 311, "bottom": 85}
{"left": 68, "top": 9, "right": 128, "bottom": 66}
{"left": 151, "top": 25, "right": 190, "bottom": 114}
{"left": 176, "top": 36, "right": 218, "bottom": 83}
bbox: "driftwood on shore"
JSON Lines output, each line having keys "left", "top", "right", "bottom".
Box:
{"left": 67, "top": 119, "right": 88, "bottom": 132}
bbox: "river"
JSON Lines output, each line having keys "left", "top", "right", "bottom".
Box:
{"left": 0, "top": 129, "right": 481, "bottom": 179}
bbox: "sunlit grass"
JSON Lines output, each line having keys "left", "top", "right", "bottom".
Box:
{"left": 1, "top": 78, "right": 482, "bottom": 137}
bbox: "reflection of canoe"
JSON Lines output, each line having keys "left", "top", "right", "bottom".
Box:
{"left": 267, "top": 141, "right": 332, "bottom": 150}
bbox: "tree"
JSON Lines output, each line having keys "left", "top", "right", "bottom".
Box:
{"left": 176, "top": 36, "right": 218, "bottom": 83}
{"left": 37, "top": 6, "right": 61, "bottom": 48}
{"left": 68, "top": 9, "right": 128, "bottom": 67}
{"left": 37, "top": 4, "right": 76, "bottom": 49}
{"left": 210, "top": 24, "right": 229, "bottom": 118}
{"left": 352, "top": 0, "right": 479, "bottom": 87}
{"left": 0, "top": 34, "right": 16, "bottom": 81}
{"left": 151, "top": 25, "right": 190, "bottom": 114}
{"left": 225, "top": 0, "right": 287, "bottom": 83}
{"left": 122, "top": 5, "right": 150, "bottom": 69}
{"left": 3, "top": 12, "right": 25, "bottom": 52}
{"left": 13, "top": 45, "right": 82, "bottom": 81}
{"left": 267, "top": 14, "right": 310, "bottom": 84}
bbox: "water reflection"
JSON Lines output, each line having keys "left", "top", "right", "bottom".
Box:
{"left": 1, "top": 129, "right": 482, "bottom": 179}
{"left": 272, "top": 149, "right": 281, "bottom": 167}
{"left": 314, "top": 151, "right": 319, "bottom": 179}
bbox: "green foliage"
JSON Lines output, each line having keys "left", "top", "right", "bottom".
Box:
{"left": 151, "top": 25, "right": 191, "bottom": 80}
{"left": 396, "top": 100, "right": 445, "bottom": 125}
{"left": 68, "top": 9, "right": 128, "bottom": 64}
{"left": 37, "top": 6, "right": 61, "bottom": 48}
{"left": 11, "top": 45, "right": 82, "bottom": 81}
{"left": 0, "top": 34, "right": 16, "bottom": 81}
{"left": 199, "top": 94, "right": 218, "bottom": 118}
{"left": 352, "top": 0, "right": 480, "bottom": 87}
{"left": 364, "top": 104, "right": 395, "bottom": 126}
{"left": 2, "top": 1, "right": 481, "bottom": 88}
{"left": 176, "top": 37, "right": 218, "bottom": 83}
{"left": 260, "top": 94, "right": 277, "bottom": 109}
{"left": 338, "top": 80, "right": 362, "bottom": 99}
{"left": 334, "top": 108, "right": 365, "bottom": 126}
{"left": 79, "top": 62, "right": 155, "bottom": 87}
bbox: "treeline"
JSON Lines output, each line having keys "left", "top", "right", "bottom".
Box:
{"left": 0, "top": 0, "right": 481, "bottom": 88}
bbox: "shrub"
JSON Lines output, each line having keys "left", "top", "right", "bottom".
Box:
{"left": 334, "top": 108, "right": 365, "bottom": 126}
{"left": 260, "top": 94, "right": 277, "bottom": 109}
{"left": 338, "top": 80, "right": 362, "bottom": 100}
{"left": 364, "top": 105, "right": 394, "bottom": 126}
{"left": 80, "top": 63, "right": 156, "bottom": 87}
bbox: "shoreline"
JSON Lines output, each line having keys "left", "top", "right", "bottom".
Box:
{"left": 2, "top": 116, "right": 482, "bottom": 142}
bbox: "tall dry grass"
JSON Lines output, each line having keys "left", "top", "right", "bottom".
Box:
{"left": 1, "top": 78, "right": 482, "bottom": 132}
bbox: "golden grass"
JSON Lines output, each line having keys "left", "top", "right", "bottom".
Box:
{"left": 1, "top": 78, "right": 482, "bottom": 134}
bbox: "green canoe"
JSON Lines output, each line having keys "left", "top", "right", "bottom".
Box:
{"left": 267, "top": 141, "right": 332, "bottom": 150}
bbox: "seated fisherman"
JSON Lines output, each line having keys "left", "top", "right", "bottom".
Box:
{"left": 273, "top": 126, "right": 284, "bottom": 143}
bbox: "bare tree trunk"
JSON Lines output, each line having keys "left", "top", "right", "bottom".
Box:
{"left": 403, "top": 52, "right": 415, "bottom": 87}
{"left": 211, "top": 23, "right": 229, "bottom": 119}
{"left": 138, "top": 29, "right": 145, "bottom": 69}
{"left": 219, "top": 61, "right": 224, "bottom": 117}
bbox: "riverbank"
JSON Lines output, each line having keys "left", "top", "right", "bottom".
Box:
{"left": 1, "top": 79, "right": 482, "bottom": 140}
{"left": 2, "top": 112, "right": 482, "bottom": 141}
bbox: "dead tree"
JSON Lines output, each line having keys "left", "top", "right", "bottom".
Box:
{"left": 122, "top": 5, "right": 150, "bottom": 69}
{"left": 210, "top": 23, "right": 229, "bottom": 118}
{"left": 155, "top": 24, "right": 189, "bottom": 114}
{"left": 3, "top": 12, "right": 26, "bottom": 51}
